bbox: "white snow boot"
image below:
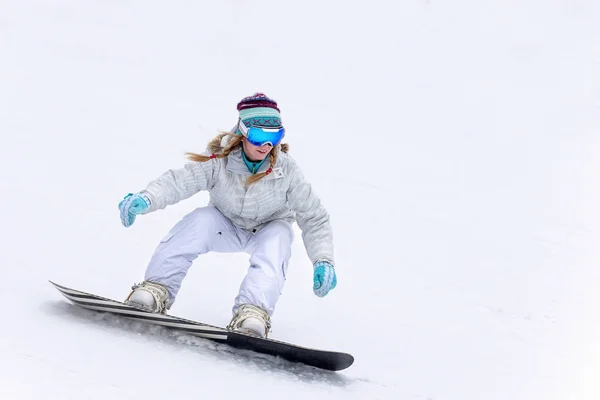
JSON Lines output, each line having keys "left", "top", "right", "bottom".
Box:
{"left": 227, "top": 304, "right": 271, "bottom": 338}
{"left": 125, "top": 281, "right": 169, "bottom": 314}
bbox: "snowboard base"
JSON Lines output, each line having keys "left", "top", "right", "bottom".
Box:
{"left": 49, "top": 281, "right": 354, "bottom": 371}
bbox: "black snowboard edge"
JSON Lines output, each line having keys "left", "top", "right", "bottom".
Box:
{"left": 227, "top": 332, "right": 354, "bottom": 372}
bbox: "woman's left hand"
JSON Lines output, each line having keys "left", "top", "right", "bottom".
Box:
{"left": 313, "top": 261, "right": 337, "bottom": 297}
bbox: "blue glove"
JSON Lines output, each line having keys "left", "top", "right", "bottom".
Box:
{"left": 118, "top": 193, "right": 151, "bottom": 227}
{"left": 313, "top": 261, "right": 337, "bottom": 297}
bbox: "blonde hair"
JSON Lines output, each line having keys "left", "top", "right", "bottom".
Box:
{"left": 186, "top": 132, "right": 289, "bottom": 185}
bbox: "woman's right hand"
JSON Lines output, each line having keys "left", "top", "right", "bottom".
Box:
{"left": 118, "top": 193, "right": 151, "bottom": 227}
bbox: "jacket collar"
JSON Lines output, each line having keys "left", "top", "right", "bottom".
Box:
{"left": 242, "top": 150, "right": 268, "bottom": 174}
{"left": 226, "top": 148, "right": 273, "bottom": 176}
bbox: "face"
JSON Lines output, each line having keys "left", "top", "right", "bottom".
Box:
{"left": 242, "top": 138, "right": 273, "bottom": 161}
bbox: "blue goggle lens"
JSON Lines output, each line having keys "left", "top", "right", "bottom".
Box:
{"left": 246, "top": 126, "right": 285, "bottom": 147}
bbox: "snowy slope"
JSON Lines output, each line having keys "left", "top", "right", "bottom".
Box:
{"left": 1, "top": 1, "right": 599, "bottom": 399}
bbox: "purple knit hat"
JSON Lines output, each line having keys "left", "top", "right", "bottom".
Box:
{"left": 236, "top": 93, "right": 282, "bottom": 129}
{"left": 237, "top": 93, "right": 280, "bottom": 112}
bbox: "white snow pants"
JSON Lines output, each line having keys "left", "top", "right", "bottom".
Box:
{"left": 144, "top": 206, "right": 293, "bottom": 316}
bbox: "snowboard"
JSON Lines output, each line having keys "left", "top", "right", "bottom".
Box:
{"left": 49, "top": 281, "right": 354, "bottom": 371}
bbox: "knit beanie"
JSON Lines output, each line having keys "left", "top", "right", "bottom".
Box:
{"left": 236, "top": 93, "right": 282, "bottom": 131}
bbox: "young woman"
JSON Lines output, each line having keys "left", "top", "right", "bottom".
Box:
{"left": 118, "top": 93, "right": 337, "bottom": 338}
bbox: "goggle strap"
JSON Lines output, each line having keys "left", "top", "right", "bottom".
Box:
{"left": 238, "top": 119, "right": 249, "bottom": 136}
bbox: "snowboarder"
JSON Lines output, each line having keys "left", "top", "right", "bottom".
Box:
{"left": 118, "top": 93, "right": 337, "bottom": 338}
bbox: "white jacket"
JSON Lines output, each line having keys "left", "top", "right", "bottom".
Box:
{"left": 141, "top": 146, "right": 334, "bottom": 265}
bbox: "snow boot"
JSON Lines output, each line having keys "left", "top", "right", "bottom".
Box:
{"left": 227, "top": 304, "right": 271, "bottom": 338}
{"left": 125, "top": 281, "right": 169, "bottom": 314}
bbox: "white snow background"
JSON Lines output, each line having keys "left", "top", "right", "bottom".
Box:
{"left": 1, "top": 1, "right": 599, "bottom": 399}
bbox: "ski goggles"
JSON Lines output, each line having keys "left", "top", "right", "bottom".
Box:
{"left": 238, "top": 120, "right": 285, "bottom": 147}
